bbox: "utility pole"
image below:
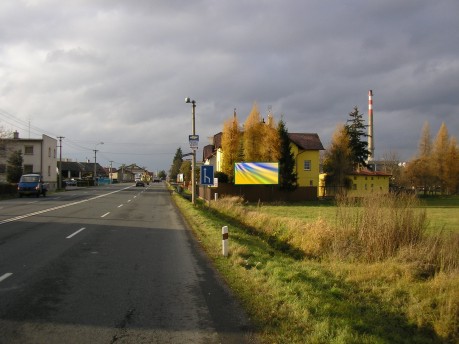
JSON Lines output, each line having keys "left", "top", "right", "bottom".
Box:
{"left": 109, "top": 160, "right": 113, "bottom": 184}
{"left": 57, "top": 136, "right": 64, "bottom": 189}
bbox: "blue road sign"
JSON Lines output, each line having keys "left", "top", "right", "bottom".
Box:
{"left": 200, "top": 165, "right": 214, "bottom": 185}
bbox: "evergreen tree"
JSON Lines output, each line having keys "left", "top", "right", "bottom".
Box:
{"left": 345, "top": 106, "right": 370, "bottom": 169}
{"left": 7, "top": 150, "right": 23, "bottom": 183}
{"left": 278, "top": 118, "right": 297, "bottom": 190}
{"left": 169, "top": 147, "right": 183, "bottom": 181}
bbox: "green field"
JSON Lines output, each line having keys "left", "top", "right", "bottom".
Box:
{"left": 248, "top": 195, "right": 459, "bottom": 233}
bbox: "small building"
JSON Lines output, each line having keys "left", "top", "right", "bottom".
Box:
{"left": 0, "top": 131, "right": 58, "bottom": 190}
{"left": 60, "top": 161, "right": 105, "bottom": 180}
{"left": 319, "top": 170, "right": 392, "bottom": 197}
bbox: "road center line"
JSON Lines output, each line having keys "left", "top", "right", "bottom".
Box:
{"left": 118, "top": 204, "right": 123, "bottom": 208}
{"left": 101, "top": 212, "right": 110, "bottom": 218}
{"left": 0, "top": 186, "right": 132, "bottom": 226}
{"left": 0, "top": 273, "right": 13, "bottom": 283}
{"left": 66, "top": 227, "right": 86, "bottom": 239}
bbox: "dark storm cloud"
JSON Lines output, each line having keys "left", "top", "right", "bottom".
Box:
{"left": 0, "top": 0, "right": 458, "bottom": 169}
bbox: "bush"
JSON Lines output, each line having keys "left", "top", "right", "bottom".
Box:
{"left": 0, "top": 182, "right": 18, "bottom": 195}
{"left": 215, "top": 171, "right": 229, "bottom": 183}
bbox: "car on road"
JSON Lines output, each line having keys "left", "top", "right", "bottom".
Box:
{"left": 136, "top": 181, "right": 145, "bottom": 187}
{"left": 153, "top": 178, "right": 161, "bottom": 183}
{"left": 65, "top": 179, "right": 78, "bottom": 186}
{"left": 17, "top": 174, "right": 48, "bottom": 197}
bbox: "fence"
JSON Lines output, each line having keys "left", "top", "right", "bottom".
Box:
{"left": 198, "top": 183, "right": 318, "bottom": 202}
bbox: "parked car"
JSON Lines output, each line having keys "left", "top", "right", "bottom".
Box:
{"left": 65, "top": 179, "right": 77, "bottom": 186}
{"left": 136, "top": 181, "right": 145, "bottom": 187}
{"left": 17, "top": 174, "right": 48, "bottom": 197}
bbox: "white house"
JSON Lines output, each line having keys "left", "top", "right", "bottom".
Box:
{"left": 0, "top": 131, "right": 58, "bottom": 190}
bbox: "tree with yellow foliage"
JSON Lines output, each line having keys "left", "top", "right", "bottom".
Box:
{"left": 322, "top": 124, "right": 353, "bottom": 194}
{"left": 243, "top": 102, "right": 264, "bottom": 162}
{"left": 260, "top": 112, "right": 280, "bottom": 162}
{"left": 445, "top": 137, "right": 459, "bottom": 194}
{"left": 221, "top": 110, "right": 241, "bottom": 182}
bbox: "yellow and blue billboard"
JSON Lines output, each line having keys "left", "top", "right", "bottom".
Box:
{"left": 234, "top": 162, "right": 279, "bottom": 185}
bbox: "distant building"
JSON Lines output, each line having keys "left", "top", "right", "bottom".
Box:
{"left": 319, "top": 170, "right": 392, "bottom": 197}
{"left": 60, "top": 161, "right": 105, "bottom": 180}
{"left": 0, "top": 131, "right": 57, "bottom": 190}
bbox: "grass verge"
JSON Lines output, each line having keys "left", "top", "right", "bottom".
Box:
{"left": 172, "top": 191, "right": 458, "bottom": 343}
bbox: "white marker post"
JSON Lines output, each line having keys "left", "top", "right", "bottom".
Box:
{"left": 222, "top": 226, "right": 229, "bottom": 257}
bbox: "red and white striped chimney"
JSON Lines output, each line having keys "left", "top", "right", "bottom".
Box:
{"left": 368, "top": 90, "right": 374, "bottom": 161}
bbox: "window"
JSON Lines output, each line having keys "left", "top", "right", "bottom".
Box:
{"left": 364, "top": 184, "right": 367, "bottom": 190}
{"left": 48, "top": 166, "right": 51, "bottom": 176}
{"left": 48, "top": 147, "right": 51, "bottom": 157}
{"left": 353, "top": 176, "right": 357, "bottom": 180}
{"left": 303, "top": 160, "right": 311, "bottom": 171}
{"left": 24, "top": 164, "right": 33, "bottom": 174}
{"left": 24, "top": 146, "right": 34, "bottom": 155}
{"left": 353, "top": 184, "right": 357, "bottom": 190}
{"left": 309, "top": 180, "right": 313, "bottom": 186}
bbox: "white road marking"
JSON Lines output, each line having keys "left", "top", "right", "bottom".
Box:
{"left": 0, "top": 273, "right": 13, "bottom": 283}
{"left": 127, "top": 199, "right": 132, "bottom": 203}
{"left": 118, "top": 204, "right": 123, "bottom": 208}
{"left": 101, "top": 212, "right": 110, "bottom": 218}
{"left": 66, "top": 227, "right": 86, "bottom": 239}
{"left": 0, "top": 186, "right": 132, "bottom": 226}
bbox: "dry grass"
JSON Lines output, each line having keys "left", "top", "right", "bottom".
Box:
{"left": 210, "top": 194, "right": 459, "bottom": 340}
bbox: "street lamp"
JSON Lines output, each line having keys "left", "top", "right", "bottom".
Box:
{"left": 94, "top": 142, "right": 104, "bottom": 185}
{"left": 185, "top": 97, "right": 196, "bottom": 205}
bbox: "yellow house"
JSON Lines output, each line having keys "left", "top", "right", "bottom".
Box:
{"left": 319, "top": 170, "right": 392, "bottom": 197}
{"left": 203, "top": 132, "right": 325, "bottom": 188}
{"left": 288, "top": 133, "right": 324, "bottom": 188}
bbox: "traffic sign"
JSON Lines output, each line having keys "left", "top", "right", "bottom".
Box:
{"left": 200, "top": 165, "right": 214, "bottom": 185}
{"left": 189, "top": 135, "right": 199, "bottom": 149}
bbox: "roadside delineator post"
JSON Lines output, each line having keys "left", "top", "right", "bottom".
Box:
{"left": 214, "top": 193, "right": 218, "bottom": 201}
{"left": 222, "top": 226, "right": 228, "bottom": 257}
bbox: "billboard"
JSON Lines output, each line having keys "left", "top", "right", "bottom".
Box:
{"left": 234, "top": 162, "right": 279, "bottom": 185}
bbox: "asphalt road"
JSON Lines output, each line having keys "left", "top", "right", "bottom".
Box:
{"left": 0, "top": 183, "right": 253, "bottom": 344}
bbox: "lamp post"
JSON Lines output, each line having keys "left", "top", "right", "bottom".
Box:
{"left": 93, "top": 142, "right": 104, "bottom": 185}
{"left": 185, "top": 97, "right": 196, "bottom": 205}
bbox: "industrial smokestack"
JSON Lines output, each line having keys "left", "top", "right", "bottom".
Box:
{"left": 368, "top": 90, "right": 374, "bottom": 161}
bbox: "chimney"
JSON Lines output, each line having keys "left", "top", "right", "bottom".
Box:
{"left": 368, "top": 90, "right": 374, "bottom": 161}
{"left": 13, "top": 131, "right": 19, "bottom": 139}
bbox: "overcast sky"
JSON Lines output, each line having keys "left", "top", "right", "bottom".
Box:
{"left": 1, "top": 0, "right": 458, "bottom": 172}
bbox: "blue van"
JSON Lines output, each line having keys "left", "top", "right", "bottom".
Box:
{"left": 17, "top": 174, "right": 48, "bottom": 198}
